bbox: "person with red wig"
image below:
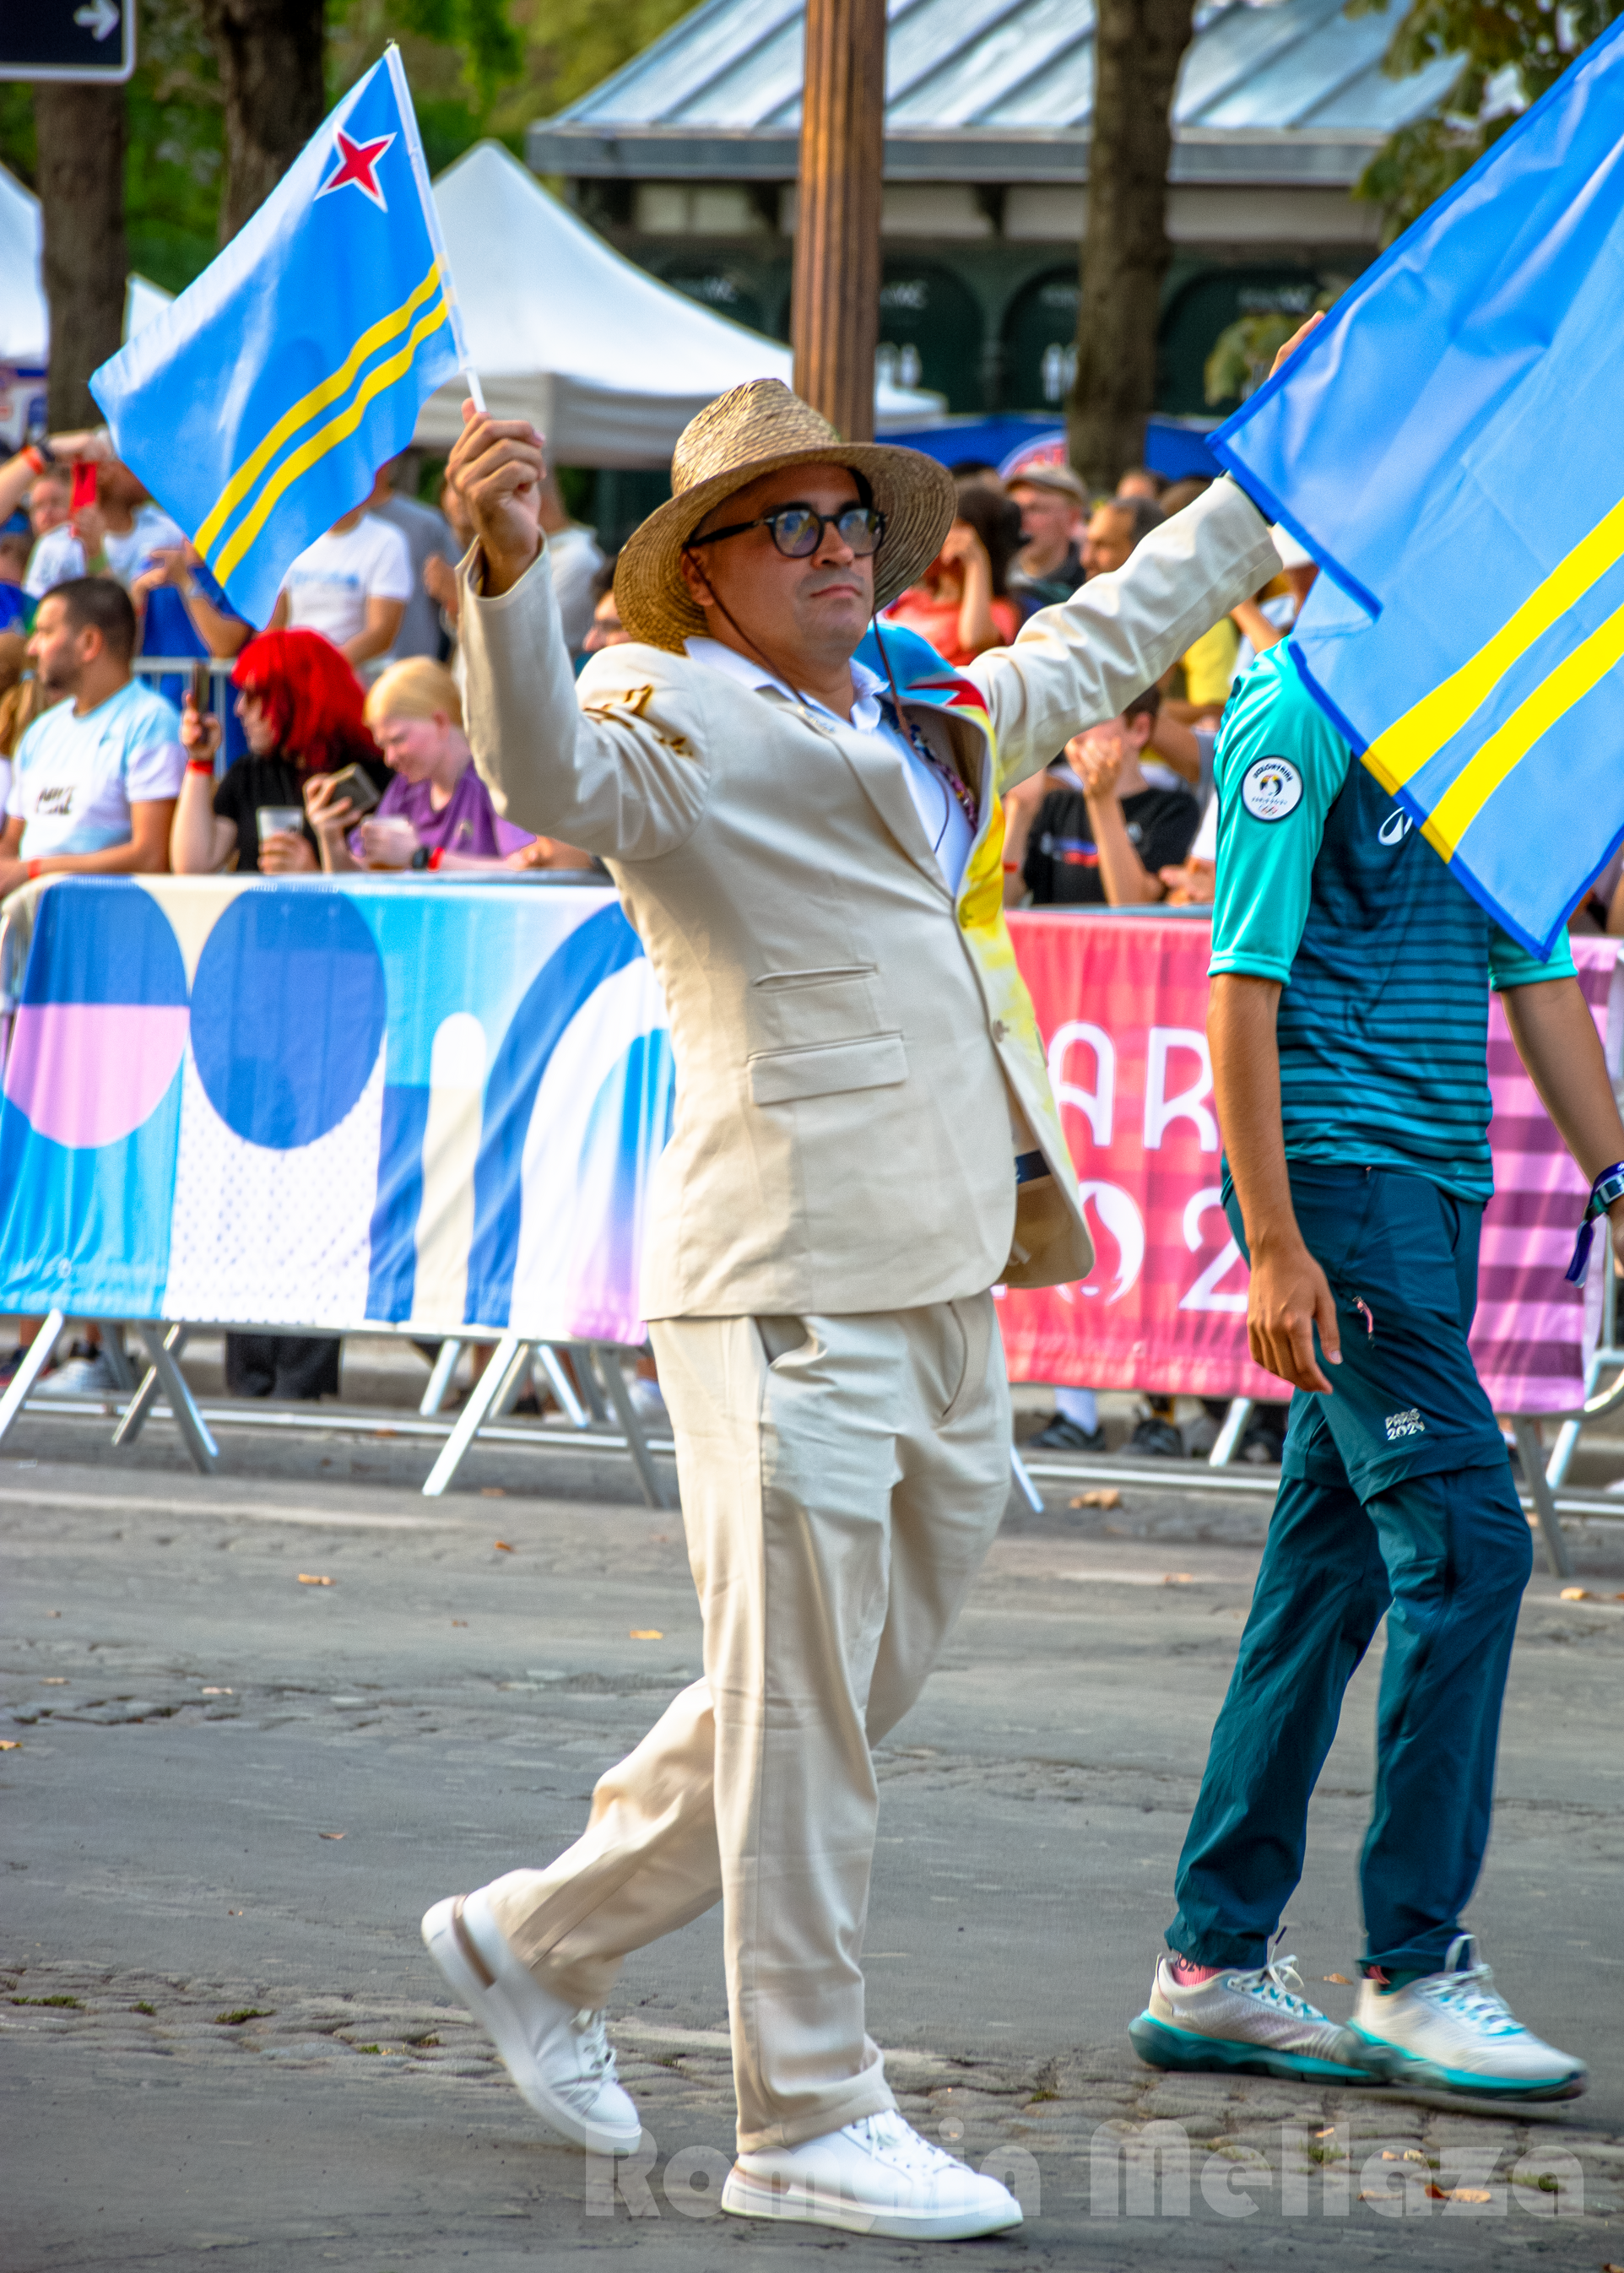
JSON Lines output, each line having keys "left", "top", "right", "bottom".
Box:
{"left": 171, "top": 626, "right": 386, "bottom": 874}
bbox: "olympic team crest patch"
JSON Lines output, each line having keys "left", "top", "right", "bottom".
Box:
{"left": 1241, "top": 756, "right": 1302, "bottom": 822}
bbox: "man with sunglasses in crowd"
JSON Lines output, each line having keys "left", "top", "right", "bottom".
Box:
{"left": 419, "top": 375, "right": 1280, "bottom": 2242}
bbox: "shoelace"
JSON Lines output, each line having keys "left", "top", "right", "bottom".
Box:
{"left": 1416, "top": 1935, "right": 1524, "bottom": 2038}
{"left": 570, "top": 2007, "right": 618, "bottom": 2082}
{"left": 1231, "top": 1952, "right": 1321, "bottom": 2021}
{"left": 850, "top": 2112, "right": 958, "bottom": 2175}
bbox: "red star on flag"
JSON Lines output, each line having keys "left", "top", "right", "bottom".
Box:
{"left": 316, "top": 127, "right": 396, "bottom": 211}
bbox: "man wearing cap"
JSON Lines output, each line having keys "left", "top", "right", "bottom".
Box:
{"left": 421, "top": 376, "right": 1278, "bottom": 2239}
{"left": 1006, "top": 462, "right": 1088, "bottom": 612}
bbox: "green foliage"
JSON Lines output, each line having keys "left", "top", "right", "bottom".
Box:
{"left": 1351, "top": 0, "right": 1624, "bottom": 239}
{"left": 0, "top": 0, "right": 698, "bottom": 299}
{"left": 1204, "top": 313, "right": 1298, "bottom": 407}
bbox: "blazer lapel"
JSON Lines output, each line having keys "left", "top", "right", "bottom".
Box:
{"left": 755, "top": 685, "right": 953, "bottom": 896}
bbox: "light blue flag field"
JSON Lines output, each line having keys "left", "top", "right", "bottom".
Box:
{"left": 92, "top": 47, "right": 467, "bottom": 630}
{"left": 1210, "top": 14, "right": 1624, "bottom": 957}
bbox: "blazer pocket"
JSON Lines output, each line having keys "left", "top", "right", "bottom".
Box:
{"left": 749, "top": 1033, "right": 909, "bottom": 1105}
{"left": 748, "top": 965, "right": 888, "bottom": 1053}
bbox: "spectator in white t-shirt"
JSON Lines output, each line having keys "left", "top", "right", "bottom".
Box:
{"left": 25, "top": 452, "right": 185, "bottom": 597}
{"left": 0, "top": 577, "right": 183, "bottom": 894}
{"left": 273, "top": 499, "right": 412, "bottom": 670}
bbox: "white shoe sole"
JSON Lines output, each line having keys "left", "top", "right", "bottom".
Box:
{"left": 720, "top": 2166, "right": 1022, "bottom": 2239}
{"left": 1355, "top": 2031, "right": 1588, "bottom": 2102}
{"left": 420, "top": 1895, "right": 643, "bottom": 2153}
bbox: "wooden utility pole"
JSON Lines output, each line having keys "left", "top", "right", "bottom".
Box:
{"left": 792, "top": 0, "right": 886, "bottom": 442}
{"left": 35, "top": 84, "right": 127, "bottom": 430}
{"left": 1068, "top": 0, "right": 1198, "bottom": 490}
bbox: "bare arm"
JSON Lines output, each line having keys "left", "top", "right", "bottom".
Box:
{"left": 1502, "top": 979, "right": 1624, "bottom": 1225}
{"left": 0, "top": 800, "right": 176, "bottom": 892}
{"left": 1074, "top": 736, "right": 1161, "bottom": 906}
{"left": 169, "top": 700, "right": 237, "bottom": 872}
{"left": 1209, "top": 971, "right": 1342, "bottom": 1394}
{"left": 1145, "top": 706, "right": 1201, "bottom": 786}
{"left": 939, "top": 526, "right": 999, "bottom": 659}
{"left": 1231, "top": 596, "right": 1286, "bottom": 656}
{"left": 999, "top": 770, "right": 1051, "bottom": 906}
{"left": 344, "top": 597, "right": 405, "bottom": 668}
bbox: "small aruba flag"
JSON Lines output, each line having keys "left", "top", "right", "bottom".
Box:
{"left": 92, "top": 46, "right": 467, "bottom": 628}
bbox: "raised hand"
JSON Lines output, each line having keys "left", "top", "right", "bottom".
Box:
{"left": 446, "top": 401, "right": 546, "bottom": 597}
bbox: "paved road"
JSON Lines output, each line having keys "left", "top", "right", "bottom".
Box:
{"left": 4, "top": 1422, "right": 1624, "bottom": 2268}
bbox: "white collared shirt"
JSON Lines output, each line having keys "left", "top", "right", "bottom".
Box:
{"left": 683, "top": 636, "right": 975, "bottom": 895}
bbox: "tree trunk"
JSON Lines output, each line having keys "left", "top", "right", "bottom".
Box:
{"left": 792, "top": 0, "right": 886, "bottom": 442}
{"left": 35, "top": 84, "right": 128, "bottom": 430}
{"left": 1068, "top": 0, "right": 1197, "bottom": 492}
{"left": 203, "top": 0, "right": 327, "bottom": 242}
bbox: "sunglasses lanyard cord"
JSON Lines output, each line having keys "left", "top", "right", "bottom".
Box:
{"left": 870, "top": 614, "right": 979, "bottom": 852}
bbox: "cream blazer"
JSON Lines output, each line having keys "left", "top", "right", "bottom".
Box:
{"left": 460, "top": 477, "right": 1278, "bottom": 1320}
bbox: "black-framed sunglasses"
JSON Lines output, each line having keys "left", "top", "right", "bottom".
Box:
{"left": 685, "top": 502, "right": 887, "bottom": 560}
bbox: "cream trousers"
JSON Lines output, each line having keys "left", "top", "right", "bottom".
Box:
{"left": 481, "top": 1297, "right": 1010, "bottom": 2152}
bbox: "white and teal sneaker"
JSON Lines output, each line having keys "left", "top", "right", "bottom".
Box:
{"left": 1130, "top": 1951, "right": 1392, "bottom": 2084}
{"left": 1351, "top": 1935, "right": 1587, "bottom": 2101}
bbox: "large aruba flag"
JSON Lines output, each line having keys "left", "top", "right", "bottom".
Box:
{"left": 91, "top": 46, "right": 466, "bottom": 627}
{"left": 1210, "top": 16, "right": 1624, "bottom": 957}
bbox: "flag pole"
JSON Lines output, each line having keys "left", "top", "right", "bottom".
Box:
{"left": 385, "top": 45, "right": 485, "bottom": 419}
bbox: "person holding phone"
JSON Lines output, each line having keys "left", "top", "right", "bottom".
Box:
{"left": 302, "top": 658, "right": 581, "bottom": 874}
{"left": 170, "top": 626, "right": 382, "bottom": 874}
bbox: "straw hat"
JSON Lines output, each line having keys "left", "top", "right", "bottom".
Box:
{"left": 614, "top": 378, "right": 957, "bottom": 652}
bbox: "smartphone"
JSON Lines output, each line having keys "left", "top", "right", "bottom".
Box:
{"left": 70, "top": 461, "right": 98, "bottom": 512}
{"left": 189, "top": 663, "right": 210, "bottom": 714}
{"left": 324, "top": 762, "right": 382, "bottom": 816}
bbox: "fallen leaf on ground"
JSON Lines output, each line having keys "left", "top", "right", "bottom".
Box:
{"left": 45, "top": 1611, "right": 59, "bottom": 1618}
{"left": 201, "top": 1686, "right": 232, "bottom": 1696}
{"left": 319, "top": 1832, "right": 345, "bottom": 1840}
{"left": 1313, "top": 2126, "right": 1337, "bottom": 2139}
{"left": 1069, "top": 1489, "right": 1120, "bottom": 1510}
{"left": 494, "top": 1540, "right": 515, "bottom": 1552}
{"left": 41, "top": 1677, "right": 65, "bottom": 1685}
{"left": 451, "top": 1619, "right": 467, "bottom": 1627}
{"left": 1322, "top": 1973, "right": 1352, "bottom": 1985}
{"left": 297, "top": 1574, "right": 333, "bottom": 1586}
{"left": 630, "top": 1629, "right": 663, "bottom": 1640}
{"left": 1559, "top": 1586, "right": 1591, "bottom": 1600}
{"left": 0, "top": 1740, "right": 19, "bottom": 1751}
{"left": 1163, "top": 1572, "right": 1194, "bottom": 1585}
{"left": 481, "top": 1487, "right": 506, "bottom": 1498}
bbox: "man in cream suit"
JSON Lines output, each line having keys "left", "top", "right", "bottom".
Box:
{"left": 421, "top": 378, "right": 1279, "bottom": 2240}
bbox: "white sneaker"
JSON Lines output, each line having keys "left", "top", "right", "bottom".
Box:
{"left": 1351, "top": 1935, "right": 1587, "bottom": 2100}
{"left": 421, "top": 1889, "right": 643, "bottom": 2151}
{"left": 1131, "top": 1951, "right": 1392, "bottom": 2084}
{"left": 722, "top": 2110, "right": 1021, "bottom": 2240}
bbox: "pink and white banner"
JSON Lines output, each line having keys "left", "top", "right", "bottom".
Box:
{"left": 999, "top": 912, "right": 1618, "bottom": 1415}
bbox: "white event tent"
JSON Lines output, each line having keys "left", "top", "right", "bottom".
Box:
{"left": 419, "top": 142, "right": 944, "bottom": 463}
{"left": 1, "top": 160, "right": 176, "bottom": 367}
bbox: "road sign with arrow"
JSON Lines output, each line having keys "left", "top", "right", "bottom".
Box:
{"left": 0, "top": 0, "right": 136, "bottom": 82}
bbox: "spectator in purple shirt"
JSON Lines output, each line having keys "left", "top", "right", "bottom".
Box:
{"left": 305, "top": 658, "right": 596, "bottom": 874}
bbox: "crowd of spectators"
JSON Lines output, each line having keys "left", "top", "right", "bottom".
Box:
{"left": 0, "top": 425, "right": 614, "bottom": 1404}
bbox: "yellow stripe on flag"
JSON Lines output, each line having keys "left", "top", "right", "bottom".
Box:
{"left": 1421, "top": 589, "right": 1624, "bottom": 859}
{"left": 1364, "top": 490, "right": 1624, "bottom": 794}
{"left": 195, "top": 262, "right": 444, "bottom": 560}
{"left": 212, "top": 296, "right": 449, "bottom": 585}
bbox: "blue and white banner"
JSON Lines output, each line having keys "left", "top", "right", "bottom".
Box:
{"left": 0, "top": 878, "right": 674, "bottom": 1344}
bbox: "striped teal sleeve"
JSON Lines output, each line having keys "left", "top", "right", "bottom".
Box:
{"left": 1209, "top": 646, "right": 1351, "bottom": 984}
{"left": 1487, "top": 922, "right": 1577, "bottom": 990}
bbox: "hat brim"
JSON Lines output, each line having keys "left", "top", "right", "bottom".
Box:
{"left": 614, "top": 441, "right": 959, "bottom": 653}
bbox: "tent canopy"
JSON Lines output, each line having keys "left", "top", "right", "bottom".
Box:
{"left": 1, "top": 163, "right": 176, "bottom": 370}
{"left": 0, "top": 164, "right": 46, "bottom": 368}
{"left": 419, "top": 141, "right": 943, "bottom": 465}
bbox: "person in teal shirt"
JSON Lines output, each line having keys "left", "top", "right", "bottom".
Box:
{"left": 1130, "top": 641, "right": 1624, "bottom": 2100}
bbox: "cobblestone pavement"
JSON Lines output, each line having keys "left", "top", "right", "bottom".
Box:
{"left": 4, "top": 1447, "right": 1624, "bottom": 2267}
